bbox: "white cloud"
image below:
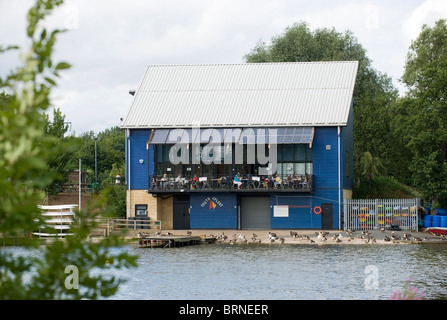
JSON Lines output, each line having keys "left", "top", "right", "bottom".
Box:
{"left": 402, "top": 0, "right": 447, "bottom": 45}
{"left": 2, "top": 0, "right": 447, "bottom": 134}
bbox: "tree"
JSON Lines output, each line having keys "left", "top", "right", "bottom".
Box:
{"left": 360, "top": 151, "right": 385, "bottom": 188}
{"left": 244, "top": 22, "right": 398, "bottom": 191}
{"left": 0, "top": 0, "right": 137, "bottom": 299}
{"left": 44, "top": 107, "right": 69, "bottom": 138}
{"left": 44, "top": 107, "right": 79, "bottom": 193}
{"left": 395, "top": 19, "right": 447, "bottom": 207}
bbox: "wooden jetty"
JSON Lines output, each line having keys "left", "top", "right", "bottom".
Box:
{"left": 138, "top": 233, "right": 217, "bottom": 248}
{"left": 138, "top": 235, "right": 202, "bottom": 248}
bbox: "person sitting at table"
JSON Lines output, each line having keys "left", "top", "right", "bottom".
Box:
{"left": 267, "top": 175, "right": 274, "bottom": 189}
{"left": 246, "top": 173, "right": 254, "bottom": 189}
{"left": 233, "top": 172, "right": 242, "bottom": 189}
{"left": 293, "top": 172, "right": 300, "bottom": 189}
{"left": 160, "top": 173, "right": 168, "bottom": 189}
{"left": 150, "top": 175, "right": 158, "bottom": 189}
{"left": 174, "top": 173, "right": 183, "bottom": 188}
{"left": 190, "top": 174, "right": 199, "bottom": 190}
{"left": 274, "top": 174, "right": 282, "bottom": 189}
{"left": 286, "top": 175, "right": 293, "bottom": 188}
{"left": 302, "top": 173, "right": 309, "bottom": 189}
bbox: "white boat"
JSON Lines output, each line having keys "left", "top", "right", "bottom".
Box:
{"left": 33, "top": 205, "right": 77, "bottom": 238}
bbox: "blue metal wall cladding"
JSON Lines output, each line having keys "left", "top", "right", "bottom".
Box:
{"left": 312, "top": 127, "right": 342, "bottom": 229}
{"left": 190, "top": 193, "right": 237, "bottom": 229}
{"left": 270, "top": 194, "right": 320, "bottom": 229}
{"left": 128, "top": 130, "right": 151, "bottom": 190}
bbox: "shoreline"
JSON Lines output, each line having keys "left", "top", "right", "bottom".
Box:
{"left": 129, "top": 228, "right": 447, "bottom": 246}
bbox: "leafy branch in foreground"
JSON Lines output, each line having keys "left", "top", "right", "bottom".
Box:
{"left": 0, "top": 0, "right": 137, "bottom": 299}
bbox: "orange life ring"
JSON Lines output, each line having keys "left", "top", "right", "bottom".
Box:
{"left": 314, "top": 206, "right": 322, "bottom": 215}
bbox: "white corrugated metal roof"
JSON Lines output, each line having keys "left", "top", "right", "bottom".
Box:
{"left": 121, "top": 61, "right": 358, "bottom": 128}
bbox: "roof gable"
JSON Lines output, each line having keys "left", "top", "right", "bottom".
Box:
{"left": 122, "top": 61, "right": 358, "bottom": 128}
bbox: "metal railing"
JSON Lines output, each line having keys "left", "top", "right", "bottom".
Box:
{"left": 344, "top": 199, "right": 419, "bottom": 231}
{"left": 113, "top": 218, "right": 162, "bottom": 231}
{"left": 149, "top": 174, "right": 313, "bottom": 192}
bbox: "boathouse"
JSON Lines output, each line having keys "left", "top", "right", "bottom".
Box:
{"left": 121, "top": 62, "right": 358, "bottom": 230}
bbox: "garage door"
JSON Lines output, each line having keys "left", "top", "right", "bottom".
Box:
{"left": 240, "top": 197, "right": 270, "bottom": 229}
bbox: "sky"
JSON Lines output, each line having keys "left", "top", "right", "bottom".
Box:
{"left": 1, "top": 0, "right": 447, "bottom": 135}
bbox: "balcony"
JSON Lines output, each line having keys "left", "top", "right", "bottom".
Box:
{"left": 148, "top": 174, "right": 313, "bottom": 193}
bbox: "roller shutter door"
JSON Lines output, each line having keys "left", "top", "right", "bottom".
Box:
{"left": 240, "top": 197, "right": 270, "bottom": 229}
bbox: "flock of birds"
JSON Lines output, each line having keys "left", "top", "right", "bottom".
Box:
{"left": 202, "top": 229, "right": 436, "bottom": 245}
{"left": 138, "top": 229, "right": 439, "bottom": 245}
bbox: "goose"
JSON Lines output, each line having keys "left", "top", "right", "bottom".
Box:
{"left": 187, "top": 231, "right": 192, "bottom": 236}
{"left": 237, "top": 233, "right": 246, "bottom": 241}
{"left": 269, "top": 238, "right": 275, "bottom": 245}
{"left": 317, "top": 232, "right": 324, "bottom": 242}
{"left": 138, "top": 232, "right": 146, "bottom": 239}
{"left": 290, "top": 231, "right": 298, "bottom": 237}
{"left": 268, "top": 232, "right": 277, "bottom": 240}
{"left": 279, "top": 237, "right": 285, "bottom": 244}
{"left": 383, "top": 235, "right": 391, "bottom": 242}
{"left": 413, "top": 236, "right": 422, "bottom": 242}
{"left": 309, "top": 239, "right": 315, "bottom": 243}
{"left": 335, "top": 237, "right": 342, "bottom": 243}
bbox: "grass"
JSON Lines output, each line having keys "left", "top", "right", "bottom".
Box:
{"left": 353, "top": 176, "right": 421, "bottom": 199}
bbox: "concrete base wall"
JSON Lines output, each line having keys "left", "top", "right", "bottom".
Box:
{"left": 127, "top": 190, "right": 174, "bottom": 229}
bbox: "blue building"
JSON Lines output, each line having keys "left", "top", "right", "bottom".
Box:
{"left": 121, "top": 62, "right": 358, "bottom": 230}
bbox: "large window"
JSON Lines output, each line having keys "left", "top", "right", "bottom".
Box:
{"left": 276, "top": 144, "right": 313, "bottom": 177}
{"left": 154, "top": 143, "right": 312, "bottom": 178}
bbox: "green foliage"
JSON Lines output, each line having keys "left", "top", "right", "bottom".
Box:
{"left": 44, "top": 107, "right": 68, "bottom": 138}
{"left": 0, "top": 0, "right": 137, "bottom": 299}
{"left": 353, "top": 176, "right": 421, "bottom": 200}
{"left": 65, "top": 126, "right": 125, "bottom": 186}
{"left": 359, "top": 151, "right": 385, "bottom": 188}
{"left": 395, "top": 19, "right": 447, "bottom": 207}
{"left": 244, "top": 22, "right": 399, "bottom": 197}
{"left": 98, "top": 185, "right": 127, "bottom": 218}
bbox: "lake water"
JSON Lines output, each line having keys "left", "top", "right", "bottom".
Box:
{"left": 3, "top": 242, "right": 446, "bottom": 300}
{"left": 110, "top": 243, "right": 447, "bottom": 300}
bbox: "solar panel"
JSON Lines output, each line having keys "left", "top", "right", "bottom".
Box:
{"left": 273, "top": 127, "right": 313, "bottom": 144}
{"left": 165, "top": 128, "right": 191, "bottom": 144}
{"left": 149, "top": 127, "right": 313, "bottom": 145}
{"left": 150, "top": 129, "right": 170, "bottom": 144}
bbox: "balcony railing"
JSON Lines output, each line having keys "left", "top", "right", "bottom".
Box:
{"left": 148, "top": 174, "right": 313, "bottom": 192}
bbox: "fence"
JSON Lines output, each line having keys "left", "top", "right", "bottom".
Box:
{"left": 88, "top": 218, "right": 162, "bottom": 238}
{"left": 344, "top": 199, "right": 419, "bottom": 231}
{"left": 113, "top": 218, "right": 162, "bottom": 231}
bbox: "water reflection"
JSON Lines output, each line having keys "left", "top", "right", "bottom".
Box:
{"left": 111, "top": 244, "right": 447, "bottom": 300}
{"left": 2, "top": 243, "right": 446, "bottom": 300}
